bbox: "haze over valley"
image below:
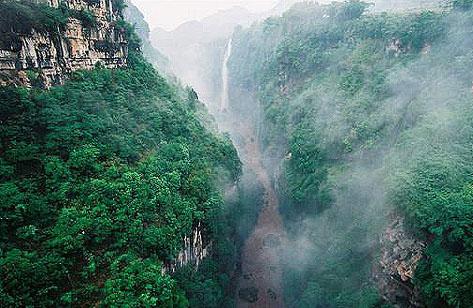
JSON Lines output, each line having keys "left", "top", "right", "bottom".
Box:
{"left": 1, "top": 0, "right": 472, "bottom": 307}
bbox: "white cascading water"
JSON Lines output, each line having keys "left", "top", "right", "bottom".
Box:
{"left": 220, "top": 37, "right": 233, "bottom": 112}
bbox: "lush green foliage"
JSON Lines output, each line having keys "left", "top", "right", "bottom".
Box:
{"left": 0, "top": 0, "right": 97, "bottom": 34}
{"left": 0, "top": 0, "right": 100, "bottom": 51}
{"left": 229, "top": 1, "right": 473, "bottom": 306}
{"left": 388, "top": 82, "right": 473, "bottom": 306}
{"left": 0, "top": 47, "right": 240, "bottom": 306}
{"left": 0, "top": 0, "right": 68, "bottom": 34}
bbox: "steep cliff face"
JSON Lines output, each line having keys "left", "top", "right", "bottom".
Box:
{"left": 374, "top": 217, "right": 426, "bottom": 307}
{"left": 162, "top": 223, "right": 211, "bottom": 274}
{"left": 0, "top": 0, "right": 127, "bottom": 87}
{"left": 123, "top": 0, "right": 169, "bottom": 71}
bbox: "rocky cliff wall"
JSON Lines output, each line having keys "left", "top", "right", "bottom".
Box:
{"left": 374, "top": 217, "right": 426, "bottom": 307}
{"left": 162, "top": 222, "right": 211, "bottom": 274}
{"left": 0, "top": 0, "right": 127, "bottom": 87}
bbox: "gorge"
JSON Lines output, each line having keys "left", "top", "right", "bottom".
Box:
{"left": 1, "top": 0, "right": 473, "bottom": 307}
{"left": 219, "top": 46, "right": 287, "bottom": 305}
{"left": 152, "top": 0, "right": 473, "bottom": 307}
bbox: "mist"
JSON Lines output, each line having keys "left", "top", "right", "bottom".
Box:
{"left": 136, "top": 0, "right": 473, "bottom": 306}
{"left": 5, "top": 0, "right": 472, "bottom": 306}
{"left": 131, "top": 0, "right": 278, "bottom": 30}
{"left": 131, "top": 0, "right": 444, "bottom": 31}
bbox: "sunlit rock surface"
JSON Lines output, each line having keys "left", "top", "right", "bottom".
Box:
{"left": 0, "top": 0, "right": 127, "bottom": 87}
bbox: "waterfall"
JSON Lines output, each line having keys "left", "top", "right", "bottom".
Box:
{"left": 220, "top": 37, "right": 232, "bottom": 112}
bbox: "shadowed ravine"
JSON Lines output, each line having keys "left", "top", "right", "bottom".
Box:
{"left": 235, "top": 123, "right": 287, "bottom": 308}
{"left": 217, "top": 38, "right": 287, "bottom": 308}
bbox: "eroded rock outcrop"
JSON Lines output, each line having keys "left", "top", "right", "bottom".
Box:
{"left": 374, "top": 217, "right": 426, "bottom": 307}
{"left": 162, "top": 223, "right": 211, "bottom": 274}
{"left": 0, "top": 0, "right": 127, "bottom": 87}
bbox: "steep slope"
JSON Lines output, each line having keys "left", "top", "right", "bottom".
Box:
{"left": 123, "top": 0, "right": 169, "bottom": 71}
{"left": 0, "top": 2, "right": 242, "bottom": 306}
{"left": 226, "top": 0, "right": 473, "bottom": 306}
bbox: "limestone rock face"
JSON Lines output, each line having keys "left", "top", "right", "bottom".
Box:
{"left": 374, "top": 217, "right": 426, "bottom": 307}
{"left": 162, "top": 222, "right": 211, "bottom": 275}
{"left": 0, "top": 0, "right": 127, "bottom": 87}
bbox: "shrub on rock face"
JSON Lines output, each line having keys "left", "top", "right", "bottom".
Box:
{"left": 0, "top": 0, "right": 69, "bottom": 34}
{"left": 0, "top": 0, "right": 98, "bottom": 35}
{"left": 452, "top": 0, "right": 473, "bottom": 10}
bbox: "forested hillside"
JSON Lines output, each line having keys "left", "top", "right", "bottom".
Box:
{"left": 3, "top": 0, "right": 473, "bottom": 307}
{"left": 0, "top": 2, "right": 242, "bottom": 306}
{"left": 228, "top": 0, "right": 473, "bottom": 306}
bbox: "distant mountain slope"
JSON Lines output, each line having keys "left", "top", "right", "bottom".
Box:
{"left": 149, "top": 0, "right": 444, "bottom": 110}
{"left": 151, "top": 6, "right": 256, "bottom": 50}
{"left": 149, "top": 6, "right": 259, "bottom": 110}
{"left": 272, "top": 0, "right": 444, "bottom": 14}
{"left": 371, "top": 0, "right": 443, "bottom": 11}
{"left": 124, "top": 0, "right": 169, "bottom": 71}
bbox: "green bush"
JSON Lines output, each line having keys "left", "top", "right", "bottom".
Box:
{"left": 0, "top": 0, "right": 98, "bottom": 36}
{"left": 0, "top": 0, "right": 69, "bottom": 34}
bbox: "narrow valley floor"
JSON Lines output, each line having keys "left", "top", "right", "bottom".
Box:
{"left": 232, "top": 123, "right": 287, "bottom": 308}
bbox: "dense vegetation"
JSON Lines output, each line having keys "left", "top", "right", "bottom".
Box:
{"left": 0, "top": 0, "right": 99, "bottom": 33}
{"left": 0, "top": 0, "right": 102, "bottom": 51}
{"left": 229, "top": 1, "right": 473, "bottom": 306}
{"left": 0, "top": 9, "right": 243, "bottom": 305}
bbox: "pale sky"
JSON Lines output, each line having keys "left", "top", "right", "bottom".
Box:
{"left": 131, "top": 0, "right": 279, "bottom": 31}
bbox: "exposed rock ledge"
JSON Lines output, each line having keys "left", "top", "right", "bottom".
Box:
{"left": 162, "top": 222, "right": 211, "bottom": 275}
{"left": 0, "top": 0, "right": 127, "bottom": 87}
{"left": 373, "top": 216, "right": 426, "bottom": 307}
